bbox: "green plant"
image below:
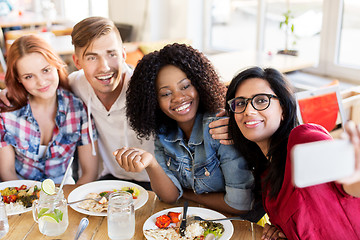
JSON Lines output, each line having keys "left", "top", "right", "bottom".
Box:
{"left": 279, "top": 10, "right": 296, "bottom": 52}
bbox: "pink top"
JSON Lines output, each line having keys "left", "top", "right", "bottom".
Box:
{"left": 263, "top": 124, "right": 360, "bottom": 239}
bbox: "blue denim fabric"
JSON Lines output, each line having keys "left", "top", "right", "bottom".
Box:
{"left": 155, "top": 112, "right": 254, "bottom": 211}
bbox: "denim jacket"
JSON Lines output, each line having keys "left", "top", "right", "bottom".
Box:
{"left": 155, "top": 112, "right": 254, "bottom": 211}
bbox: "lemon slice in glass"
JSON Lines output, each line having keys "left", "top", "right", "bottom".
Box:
{"left": 41, "top": 179, "right": 56, "bottom": 195}
{"left": 40, "top": 215, "right": 59, "bottom": 223}
{"left": 38, "top": 208, "right": 63, "bottom": 223}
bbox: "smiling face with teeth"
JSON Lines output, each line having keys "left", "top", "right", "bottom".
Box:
{"left": 156, "top": 65, "right": 200, "bottom": 138}
{"left": 234, "top": 77, "right": 283, "bottom": 155}
{"left": 73, "top": 30, "right": 125, "bottom": 104}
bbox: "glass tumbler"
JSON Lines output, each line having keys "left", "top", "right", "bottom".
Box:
{"left": 0, "top": 199, "right": 9, "bottom": 239}
{"left": 32, "top": 188, "right": 68, "bottom": 236}
{"left": 107, "top": 191, "right": 135, "bottom": 240}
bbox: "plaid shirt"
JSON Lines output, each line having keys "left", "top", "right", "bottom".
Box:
{"left": 0, "top": 88, "right": 97, "bottom": 183}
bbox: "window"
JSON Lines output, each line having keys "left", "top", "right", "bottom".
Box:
{"left": 204, "top": 0, "right": 360, "bottom": 82}
{"left": 60, "top": 0, "right": 108, "bottom": 22}
{"left": 316, "top": 0, "right": 360, "bottom": 82}
{"left": 206, "top": 0, "right": 258, "bottom": 52}
{"left": 338, "top": 0, "right": 360, "bottom": 68}
{"left": 264, "top": 0, "right": 322, "bottom": 59}
{"left": 206, "top": 0, "right": 323, "bottom": 59}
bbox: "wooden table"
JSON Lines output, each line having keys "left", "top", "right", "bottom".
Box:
{"left": 6, "top": 184, "right": 263, "bottom": 239}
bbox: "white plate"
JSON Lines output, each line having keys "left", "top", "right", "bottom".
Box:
{"left": 0, "top": 180, "right": 41, "bottom": 216}
{"left": 143, "top": 207, "right": 234, "bottom": 240}
{"left": 67, "top": 180, "right": 148, "bottom": 216}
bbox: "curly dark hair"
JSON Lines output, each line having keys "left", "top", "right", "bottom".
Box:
{"left": 225, "top": 67, "right": 298, "bottom": 199}
{"left": 126, "top": 43, "right": 227, "bottom": 139}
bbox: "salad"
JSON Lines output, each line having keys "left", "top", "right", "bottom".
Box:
{"left": 0, "top": 184, "right": 41, "bottom": 213}
{"left": 145, "top": 211, "right": 225, "bottom": 240}
{"left": 99, "top": 186, "right": 140, "bottom": 200}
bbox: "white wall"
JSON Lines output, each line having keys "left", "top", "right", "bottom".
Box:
{"left": 108, "top": 0, "right": 148, "bottom": 41}
{"left": 108, "top": 0, "right": 204, "bottom": 49}
{"left": 187, "top": 0, "right": 207, "bottom": 50}
{"left": 55, "top": 0, "right": 108, "bottom": 23}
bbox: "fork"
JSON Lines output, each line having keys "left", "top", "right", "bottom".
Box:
{"left": 186, "top": 215, "right": 244, "bottom": 225}
{"left": 67, "top": 192, "right": 111, "bottom": 205}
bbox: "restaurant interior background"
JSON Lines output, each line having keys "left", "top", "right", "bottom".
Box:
{"left": 0, "top": 0, "right": 360, "bottom": 91}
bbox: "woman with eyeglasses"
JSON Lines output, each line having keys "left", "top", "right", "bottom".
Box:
{"left": 226, "top": 66, "right": 360, "bottom": 239}
{"left": 113, "top": 43, "right": 256, "bottom": 215}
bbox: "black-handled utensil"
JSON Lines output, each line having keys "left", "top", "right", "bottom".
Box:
{"left": 179, "top": 201, "right": 188, "bottom": 236}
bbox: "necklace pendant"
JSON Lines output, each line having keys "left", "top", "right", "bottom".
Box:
{"left": 204, "top": 167, "right": 210, "bottom": 177}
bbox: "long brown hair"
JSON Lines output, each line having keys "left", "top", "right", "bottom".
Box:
{"left": 226, "top": 67, "right": 298, "bottom": 199}
{"left": 1, "top": 34, "right": 70, "bottom": 112}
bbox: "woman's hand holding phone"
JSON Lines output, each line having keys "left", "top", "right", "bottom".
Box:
{"left": 291, "top": 121, "right": 360, "bottom": 197}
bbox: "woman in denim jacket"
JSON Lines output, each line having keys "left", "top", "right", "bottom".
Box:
{"left": 114, "top": 43, "right": 254, "bottom": 214}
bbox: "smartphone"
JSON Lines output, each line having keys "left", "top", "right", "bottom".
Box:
{"left": 291, "top": 139, "right": 355, "bottom": 188}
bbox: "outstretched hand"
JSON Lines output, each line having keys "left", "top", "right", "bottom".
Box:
{"left": 0, "top": 88, "right": 11, "bottom": 106}
{"left": 209, "top": 108, "right": 233, "bottom": 145}
{"left": 113, "top": 147, "right": 155, "bottom": 172}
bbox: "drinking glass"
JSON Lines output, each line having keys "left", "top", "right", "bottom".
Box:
{"left": 32, "top": 188, "right": 68, "bottom": 236}
{"left": 0, "top": 199, "right": 9, "bottom": 239}
{"left": 107, "top": 191, "right": 135, "bottom": 240}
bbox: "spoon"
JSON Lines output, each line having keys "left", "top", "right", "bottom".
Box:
{"left": 74, "top": 217, "right": 89, "bottom": 240}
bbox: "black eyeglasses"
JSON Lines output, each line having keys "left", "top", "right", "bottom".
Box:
{"left": 227, "top": 93, "right": 279, "bottom": 113}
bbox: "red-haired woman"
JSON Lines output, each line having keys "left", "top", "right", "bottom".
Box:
{"left": 0, "top": 35, "right": 98, "bottom": 184}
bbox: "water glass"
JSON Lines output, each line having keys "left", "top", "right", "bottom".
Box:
{"left": 107, "top": 191, "right": 135, "bottom": 240}
{"left": 32, "top": 188, "right": 68, "bottom": 236}
{"left": 0, "top": 199, "right": 9, "bottom": 239}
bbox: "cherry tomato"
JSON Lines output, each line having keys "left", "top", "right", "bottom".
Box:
{"left": 155, "top": 214, "right": 171, "bottom": 228}
{"left": 9, "top": 195, "right": 17, "bottom": 203}
{"left": 168, "top": 211, "right": 181, "bottom": 223}
{"left": 5, "top": 196, "right": 11, "bottom": 204}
